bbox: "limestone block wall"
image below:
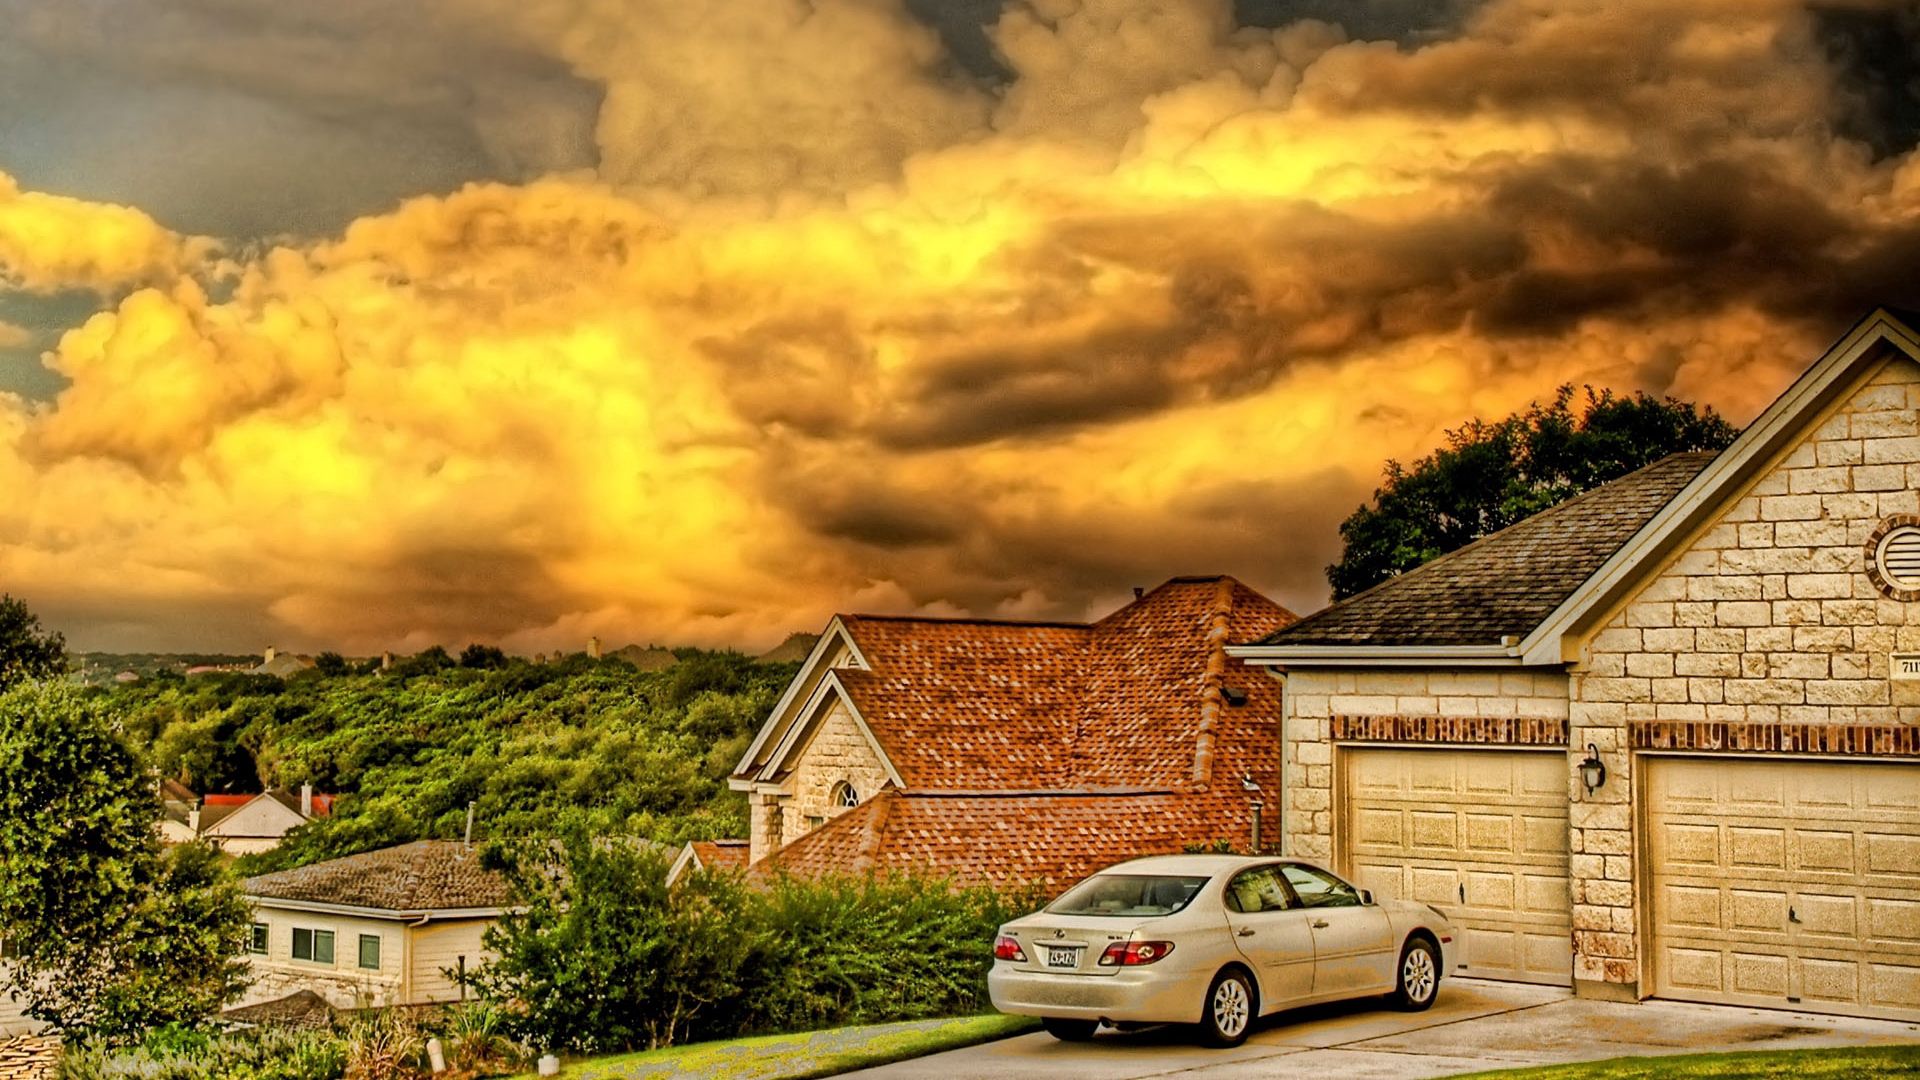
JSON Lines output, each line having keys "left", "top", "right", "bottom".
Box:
{"left": 779, "top": 698, "right": 892, "bottom": 847}
{"left": 1571, "top": 354, "right": 1920, "bottom": 995}
{"left": 1281, "top": 669, "right": 1571, "bottom": 860}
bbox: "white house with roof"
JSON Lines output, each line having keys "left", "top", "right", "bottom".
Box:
{"left": 240, "top": 841, "right": 508, "bottom": 1010}
{"left": 1231, "top": 307, "right": 1920, "bottom": 1022}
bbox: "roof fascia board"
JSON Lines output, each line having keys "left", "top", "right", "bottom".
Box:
{"left": 1519, "top": 310, "right": 1920, "bottom": 665}
{"left": 732, "top": 616, "right": 861, "bottom": 778}
{"left": 1226, "top": 643, "right": 1524, "bottom": 668}
{"left": 753, "top": 672, "right": 907, "bottom": 790}
{"left": 245, "top": 897, "right": 508, "bottom": 921}
{"left": 664, "top": 844, "right": 699, "bottom": 887}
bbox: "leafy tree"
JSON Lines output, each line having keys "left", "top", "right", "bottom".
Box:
{"left": 313, "top": 652, "right": 350, "bottom": 677}
{"left": 459, "top": 644, "right": 508, "bottom": 670}
{"left": 0, "top": 595, "right": 64, "bottom": 692}
{"left": 388, "top": 645, "right": 453, "bottom": 679}
{"left": 473, "top": 832, "right": 757, "bottom": 1052}
{"left": 0, "top": 683, "right": 248, "bottom": 1040}
{"left": 1329, "top": 386, "right": 1739, "bottom": 598}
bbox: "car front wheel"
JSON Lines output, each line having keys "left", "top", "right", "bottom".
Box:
{"left": 1041, "top": 1017, "right": 1098, "bottom": 1041}
{"left": 1390, "top": 937, "right": 1440, "bottom": 1011}
{"left": 1198, "top": 968, "right": 1255, "bottom": 1047}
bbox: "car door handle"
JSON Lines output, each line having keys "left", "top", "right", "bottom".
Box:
{"left": 1237, "top": 928, "right": 1256, "bottom": 937}
{"left": 1310, "top": 919, "right": 1329, "bottom": 929}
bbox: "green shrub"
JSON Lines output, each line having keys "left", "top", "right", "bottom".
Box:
{"left": 472, "top": 832, "right": 1038, "bottom": 1054}
{"left": 56, "top": 1026, "right": 348, "bottom": 1080}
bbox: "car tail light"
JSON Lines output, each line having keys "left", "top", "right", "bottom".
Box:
{"left": 994, "top": 935, "right": 1027, "bottom": 962}
{"left": 1099, "top": 940, "right": 1175, "bottom": 966}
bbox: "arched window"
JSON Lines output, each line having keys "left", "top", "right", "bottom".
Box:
{"left": 831, "top": 781, "right": 860, "bottom": 809}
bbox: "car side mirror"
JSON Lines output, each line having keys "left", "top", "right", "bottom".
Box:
{"left": 1359, "top": 889, "right": 1375, "bottom": 906}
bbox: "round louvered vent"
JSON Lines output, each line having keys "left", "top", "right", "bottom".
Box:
{"left": 1879, "top": 527, "right": 1920, "bottom": 589}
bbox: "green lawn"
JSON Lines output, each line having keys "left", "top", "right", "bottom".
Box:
{"left": 1451, "top": 1044, "right": 1920, "bottom": 1080}
{"left": 523, "top": 1013, "right": 1038, "bottom": 1079}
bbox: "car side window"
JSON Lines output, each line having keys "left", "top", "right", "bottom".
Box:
{"left": 1224, "top": 867, "right": 1296, "bottom": 913}
{"left": 1280, "top": 864, "right": 1361, "bottom": 908}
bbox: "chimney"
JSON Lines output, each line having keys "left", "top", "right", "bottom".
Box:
{"left": 381, "top": 651, "right": 393, "bottom": 671}
{"left": 300, "top": 782, "right": 313, "bottom": 818}
{"left": 587, "top": 635, "right": 602, "bottom": 660}
{"left": 263, "top": 645, "right": 277, "bottom": 665}
{"left": 188, "top": 804, "right": 201, "bottom": 835}
{"left": 1132, "top": 586, "right": 1144, "bottom": 600}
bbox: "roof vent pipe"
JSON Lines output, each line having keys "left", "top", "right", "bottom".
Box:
{"left": 1133, "top": 586, "right": 1144, "bottom": 600}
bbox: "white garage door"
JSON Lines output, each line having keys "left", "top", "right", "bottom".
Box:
{"left": 1341, "top": 747, "right": 1572, "bottom": 985}
{"left": 1647, "top": 757, "right": 1920, "bottom": 1021}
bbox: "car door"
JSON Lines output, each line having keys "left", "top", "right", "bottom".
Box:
{"left": 1280, "top": 863, "right": 1396, "bottom": 996}
{"left": 1221, "top": 864, "right": 1315, "bottom": 1010}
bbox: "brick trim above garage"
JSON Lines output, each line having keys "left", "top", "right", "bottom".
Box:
{"left": 1631, "top": 720, "right": 1920, "bottom": 757}
{"left": 1330, "top": 715, "right": 1568, "bottom": 746}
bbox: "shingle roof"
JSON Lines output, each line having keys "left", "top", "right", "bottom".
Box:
{"left": 753, "top": 788, "right": 1264, "bottom": 892}
{"left": 830, "top": 577, "right": 1294, "bottom": 791}
{"left": 689, "top": 839, "right": 751, "bottom": 871}
{"left": 1260, "top": 452, "right": 1718, "bottom": 648}
{"left": 245, "top": 841, "right": 510, "bottom": 912}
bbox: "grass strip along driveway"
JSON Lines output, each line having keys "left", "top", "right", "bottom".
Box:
{"left": 1454, "top": 1043, "right": 1920, "bottom": 1080}
{"left": 533, "top": 1014, "right": 1037, "bottom": 1080}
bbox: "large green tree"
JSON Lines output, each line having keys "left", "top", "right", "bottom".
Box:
{"left": 0, "top": 595, "right": 64, "bottom": 692}
{"left": 1328, "top": 386, "right": 1739, "bottom": 599}
{"left": 0, "top": 683, "right": 249, "bottom": 1040}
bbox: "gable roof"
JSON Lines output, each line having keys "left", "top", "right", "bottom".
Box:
{"left": 1249, "top": 452, "right": 1716, "bottom": 652}
{"left": 751, "top": 788, "right": 1261, "bottom": 892}
{"left": 734, "top": 576, "right": 1295, "bottom": 792}
{"left": 666, "top": 839, "right": 752, "bottom": 886}
{"left": 245, "top": 841, "right": 510, "bottom": 914}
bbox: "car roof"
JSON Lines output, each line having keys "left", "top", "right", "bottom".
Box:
{"left": 1092, "top": 853, "right": 1277, "bottom": 876}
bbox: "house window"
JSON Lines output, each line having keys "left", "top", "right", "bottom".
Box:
{"left": 249, "top": 923, "right": 269, "bottom": 954}
{"left": 806, "top": 815, "right": 825, "bottom": 829}
{"left": 358, "top": 934, "right": 381, "bottom": 970}
{"left": 0, "top": 938, "right": 17, "bottom": 960}
{"left": 831, "top": 781, "right": 859, "bottom": 809}
{"left": 291, "top": 927, "right": 335, "bottom": 964}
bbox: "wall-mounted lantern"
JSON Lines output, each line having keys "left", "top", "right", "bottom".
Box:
{"left": 1579, "top": 743, "right": 1608, "bottom": 796}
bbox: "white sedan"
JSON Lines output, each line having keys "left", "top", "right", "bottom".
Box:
{"left": 989, "top": 854, "right": 1455, "bottom": 1047}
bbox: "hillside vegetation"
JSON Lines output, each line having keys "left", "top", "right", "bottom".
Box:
{"left": 105, "top": 650, "right": 795, "bottom": 872}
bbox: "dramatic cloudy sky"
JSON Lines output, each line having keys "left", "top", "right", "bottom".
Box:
{"left": 3, "top": 0, "right": 1920, "bottom": 653}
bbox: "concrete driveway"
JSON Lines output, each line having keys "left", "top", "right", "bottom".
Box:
{"left": 844, "top": 980, "right": 1920, "bottom": 1080}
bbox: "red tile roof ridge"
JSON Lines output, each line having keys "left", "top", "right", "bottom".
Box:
{"left": 1190, "top": 576, "right": 1236, "bottom": 786}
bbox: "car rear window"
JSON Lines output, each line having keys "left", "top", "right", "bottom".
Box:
{"left": 1047, "top": 874, "right": 1210, "bottom": 917}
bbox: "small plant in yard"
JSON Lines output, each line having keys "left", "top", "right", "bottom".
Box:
{"left": 56, "top": 1025, "right": 349, "bottom": 1080}
{"left": 343, "top": 1008, "right": 425, "bottom": 1080}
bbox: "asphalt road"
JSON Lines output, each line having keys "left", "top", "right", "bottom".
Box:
{"left": 844, "top": 979, "right": 1920, "bottom": 1080}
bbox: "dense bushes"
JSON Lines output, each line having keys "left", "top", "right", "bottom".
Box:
{"left": 472, "top": 833, "right": 1035, "bottom": 1053}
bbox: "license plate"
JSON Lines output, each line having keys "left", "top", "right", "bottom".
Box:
{"left": 1045, "top": 946, "right": 1079, "bottom": 969}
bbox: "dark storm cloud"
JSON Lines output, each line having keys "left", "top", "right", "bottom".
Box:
{"left": 1814, "top": 3, "right": 1920, "bottom": 157}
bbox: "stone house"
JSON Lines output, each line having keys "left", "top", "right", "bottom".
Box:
{"left": 729, "top": 576, "right": 1296, "bottom": 889}
{"left": 1230, "top": 307, "right": 1920, "bottom": 1022}
{"left": 240, "top": 841, "right": 506, "bottom": 1009}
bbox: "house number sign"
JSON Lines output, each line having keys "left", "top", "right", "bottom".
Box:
{"left": 1893, "top": 654, "right": 1920, "bottom": 680}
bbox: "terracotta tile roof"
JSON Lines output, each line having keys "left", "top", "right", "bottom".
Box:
{"left": 690, "top": 839, "right": 751, "bottom": 871}
{"left": 1261, "top": 452, "right": 1717, "bottom": 648}
{"left": 831, "top": 576, "right": 1293, "bottom": 791}
{"left": 245, "top": 841, "right": 510, "bottom": 912}
{"left": 753, "top": 789, "right": 1265, "bottom": 892}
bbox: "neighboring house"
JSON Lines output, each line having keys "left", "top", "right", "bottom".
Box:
{"left": 1229, "top": 307, "right": 1920, "bottom": 1022}
{"left": 166, "top": 785, "right": 334, "bottom": 855}
{"left": 252, "top": 647, "right": 316, "bottom": 677}
{"left": 666, "top": 839, "right": 751, "bottom": 885}
{"left": 730, "top": 576, "right": 1296, "bottom": 889}
{"left": 241, "top": 841, "right": 509, "bottom": 1010}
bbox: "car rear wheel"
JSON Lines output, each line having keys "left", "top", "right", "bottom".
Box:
{"left": 1390, "top": 937, "right": 1440, "bottom": 1011}
{"left": 1198, "top": 968, "right": 1255, "bottom": 1047}
{"left": 1041, "top": 1017, "right": 1098, "bottom": 1042}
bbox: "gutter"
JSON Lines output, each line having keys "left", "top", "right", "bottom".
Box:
{"left": 247, "top": 897, "right": 510, "bottom": 921}
{"left": 1226, "top": 641, "right": 1528, "bottom": 668}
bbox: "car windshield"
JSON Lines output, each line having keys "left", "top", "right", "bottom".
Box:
{"left": 1047, "top": 874, "right": 1210, "bottom": 917}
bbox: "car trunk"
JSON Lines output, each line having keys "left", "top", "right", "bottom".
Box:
{"left": 1003, "top": 914, "right": 1157, "bottom": 977}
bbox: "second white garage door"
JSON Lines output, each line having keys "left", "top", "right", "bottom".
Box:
{"left": 1647, "top": 757, "right": 1920, "bottom": 1021}
{"left": 1340, "top": 747, "right": 1572, "bottom": 985}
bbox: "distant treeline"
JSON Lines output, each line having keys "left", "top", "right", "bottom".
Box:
{"left": 101, "top": 649, "right": 798, "bottom": 874}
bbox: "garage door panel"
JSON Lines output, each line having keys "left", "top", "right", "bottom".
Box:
{"left": 1341, "top": 748, "right": 1570, "bottom": 986}
{"left": 1649, "top": 758, "right": 1920, "bottom": 1022}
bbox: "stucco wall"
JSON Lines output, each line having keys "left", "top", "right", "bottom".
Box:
{"left": 1282, "top": 669, "right": 1570, "bottom": 860}
{"left": 1570, "top": 353, "right": 1920, "bottom": 994}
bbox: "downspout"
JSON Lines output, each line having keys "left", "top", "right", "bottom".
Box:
{"left": 404, "top": 911, "right": 431, "bottom": 1005}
